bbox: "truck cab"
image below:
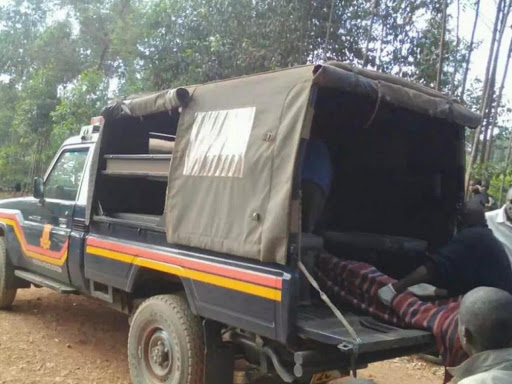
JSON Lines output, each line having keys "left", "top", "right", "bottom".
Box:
{"left": 0, "top": 123, "right": 98, "bottom": 288}
{"left": 0, "top": 63, "right": 481, "bottom": 384}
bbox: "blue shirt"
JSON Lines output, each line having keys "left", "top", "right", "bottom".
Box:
{"left": 301, "top": 139, "right": 333, "bottom": 195}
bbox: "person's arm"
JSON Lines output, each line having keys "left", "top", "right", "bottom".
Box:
{"left": 379, "top": 231, "right": 470, "bottom": 306}
{"left": 392, "top": 261, "right": 437, "bottom": 293}
{"left": 378, "top": 260, "right": 438, "bottom": 306}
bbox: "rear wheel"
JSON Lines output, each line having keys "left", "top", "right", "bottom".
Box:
{"left": 0, "top": 237, "right": 17, "bottom": 309}
{"left": 128, "top": 294, "right": 204, "bottom": 384}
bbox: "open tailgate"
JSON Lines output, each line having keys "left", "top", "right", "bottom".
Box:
{"left": 297, "top": 305, "right": 434, "bottom": 360}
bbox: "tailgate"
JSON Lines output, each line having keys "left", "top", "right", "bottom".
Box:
{"left": 296, "top": 305, "right": 434, "bottom": 358}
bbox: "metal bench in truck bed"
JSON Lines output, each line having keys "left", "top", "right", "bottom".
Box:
{"left": 103, "top": 154, "right": 172, "bottom": 179}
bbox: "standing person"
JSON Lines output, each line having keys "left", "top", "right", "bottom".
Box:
{"left": 482, "top": 181, "right": 497, "bottom": 211}
{"left": 378, "top": 202, "right": 512, "bottom": 306}
{"left": 486, "top": 187, "right": 512, "bottom": 265}
{"left": 468, "top": 179, "right": 490, "bottom": 209}
{"left": 13, "top": 182, "right": 23, "bottom": 197}
{"left": 448, "top": 287, "right": 512, "bottom": 383}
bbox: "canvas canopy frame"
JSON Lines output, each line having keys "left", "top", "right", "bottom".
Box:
{"left": 87, "top": 63, "right": 481, "bottom": 265}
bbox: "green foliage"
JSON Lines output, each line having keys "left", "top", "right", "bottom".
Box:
{"left": 51, "top": 69, "right": 109, "bottom": 149}
{"left": 0, "top": 0, "right": 504, "bottom": 190}
{"left": 488, "top": 172, "right": 512, "bottom": 206}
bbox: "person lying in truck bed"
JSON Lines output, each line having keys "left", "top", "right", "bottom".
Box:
{"left": 378, "top": 201, "right": 512, "bottom": 306}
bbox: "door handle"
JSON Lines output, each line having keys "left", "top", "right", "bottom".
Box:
{"left": 58, "top": 218, "right": 68, "bottom": 227}
{"left": 28, "top": 215, "right": 42, "bottom": 222}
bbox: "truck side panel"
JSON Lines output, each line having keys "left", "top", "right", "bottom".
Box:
{"left": 84, "top": 221, "right": 293, "bottom": 342}
{"left": 0, "top": 208, "right": 71, "bottom": 282}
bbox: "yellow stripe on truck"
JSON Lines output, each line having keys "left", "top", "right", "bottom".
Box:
{"left": 0, "top": 218, "right": 68, "bottom": 266}
{"left": 86, "top": 246, "right": 282, "bottom": 302}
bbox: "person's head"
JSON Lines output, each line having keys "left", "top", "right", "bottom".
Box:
{"left": 471, "top": 179, "right": 482, "bottom": 188}
{"left": 470, "top": 179, "right": 483, "bottom": 194}
{"left": 458, "top": 201, "right": 486, "bottom": 229}
{"left": 458, "top": 287, "right": 512, "bottom": 355}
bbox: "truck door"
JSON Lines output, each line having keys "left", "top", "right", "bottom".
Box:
{"left": 20, "top": 146, "right": 90, "bottom": 284}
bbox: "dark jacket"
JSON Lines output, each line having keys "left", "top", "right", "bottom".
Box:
{"left": 431, "top": 226, "right": 512, "bottom": 295}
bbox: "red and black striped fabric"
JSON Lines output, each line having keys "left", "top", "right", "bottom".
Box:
{"left": 315, "top": 252, "right": 466, "bottom": 381}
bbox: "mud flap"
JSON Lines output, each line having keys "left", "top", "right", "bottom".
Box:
{"left": 203, "top": 319, "right": 234, "bottom": 384}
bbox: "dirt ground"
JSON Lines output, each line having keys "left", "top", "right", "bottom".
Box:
{"left": 0, "top": 288, "right": 445, "bottom": 384}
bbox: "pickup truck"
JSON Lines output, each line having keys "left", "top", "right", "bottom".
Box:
{"left": 0, "top": 62, "right": 481, "bottom": 384}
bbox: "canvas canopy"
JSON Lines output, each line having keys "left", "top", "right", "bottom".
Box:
{"left": 92, "top": 63, "right": 481, "bottom": 265}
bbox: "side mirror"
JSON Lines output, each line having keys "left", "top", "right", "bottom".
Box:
{"left": 33, "top": 177, "right": 44, "bottom": 200}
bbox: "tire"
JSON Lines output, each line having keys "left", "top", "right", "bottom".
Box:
{"left": 128, "top": 294, "right": 204, "bottom": 384}
{"left": 0, "top": 237, "right": 17, "bottom": 309}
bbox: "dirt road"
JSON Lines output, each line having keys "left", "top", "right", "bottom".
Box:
{"left": 0, "top": 288, "right": 444, "bottom": 384}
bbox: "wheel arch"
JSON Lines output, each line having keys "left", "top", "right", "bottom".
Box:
{"left": 127, "top": 266, "right": 199, "bottom": 315}
{"left": 0, "top": 224, "right": 13, "bottom": 264}
{"left": 0, "top": 226, "right": 29, "bottom": 290}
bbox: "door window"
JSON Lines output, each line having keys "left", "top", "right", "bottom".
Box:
{"left": 45, "top": 149, "right": 89, "bottom": 201}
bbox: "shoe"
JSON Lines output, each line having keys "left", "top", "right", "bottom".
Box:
{"left": 408, "top": 283, "right": 437, "bottom": 298}
{"left": 377, "top": 283, "right": 397, "bottom": 307}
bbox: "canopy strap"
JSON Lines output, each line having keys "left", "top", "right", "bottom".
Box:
{"left": 363, "top": 80, "right": 382, "bottom": 129}
{"left": 298, "top": 260, "right": 362, "bottom": 377}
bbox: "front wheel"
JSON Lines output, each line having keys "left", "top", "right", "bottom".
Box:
{"left": 0, "top": 237, "right": 17, "bottom": 309}
{"left": 128, "top": 294, "right": 205, "bottom": 384}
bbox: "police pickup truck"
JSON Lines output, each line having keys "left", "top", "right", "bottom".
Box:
{"left": 0, "top": 63, "right": 481, "bottom": 384}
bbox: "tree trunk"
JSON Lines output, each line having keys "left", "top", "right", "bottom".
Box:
{"left": 480, "top": 85, "right": 495, "bottom": 164}
{"left": 482, "top": 0, "right": 512, "bottom": 162}
{"left": 363, "top": 0, "right": 379, "bottom": 68}
{"left": 436, "top": 0, "right": 448, "bottom": 91}
{"left": 499, "top": 127, "right": 512, "bottom": 205}
{"left": 377, "top": 5, "right": 386, "bottom": 71}
{"left": 484, "top": 34, "right": 512, "bottom": 163}
{"left": 298, "top": 0, "right": 309, "bottom": 64}
{"left": 465, "top": 0, "right": 504, "bottom": 194}
{"left": 460, "top": 0, "right": 481, "bottom": 101}
{"left": 96, "top": 42, "right": 110, "bottom": 71}
{"left": 26, "top": 147, "right": 36, "bottom": 190}
{"left": 450, "top": 0, "right": 461, "bottom": 95}
{"left": 323, "top": 0, "right": 336, "bottom": 61}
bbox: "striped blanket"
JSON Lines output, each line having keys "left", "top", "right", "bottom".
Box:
{"left": 314, "top": 252, "right": 466, "bottom": 381}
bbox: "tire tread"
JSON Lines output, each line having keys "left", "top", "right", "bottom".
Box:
{"left": 0, "top": 237, "right": 17, "bottom": 309}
